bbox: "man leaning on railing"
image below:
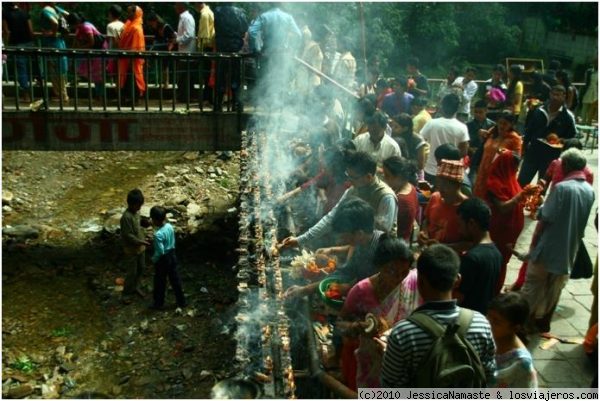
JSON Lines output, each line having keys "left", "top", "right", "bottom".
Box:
{"left": 2, "top": 3, "right": 35, "bottom": 103}
{"left": 39, "top": 2, "right": 69, "bottom": 103}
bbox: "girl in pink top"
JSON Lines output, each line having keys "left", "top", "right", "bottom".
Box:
{"left": 339, "top": 235, "right": 421, "bottom": 389}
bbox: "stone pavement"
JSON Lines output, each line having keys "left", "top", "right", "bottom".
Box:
{"left": 507, "top": 148, "right": 598, "bottom": 388}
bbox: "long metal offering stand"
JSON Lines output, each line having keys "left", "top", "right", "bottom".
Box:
{"left": 230, "top": 129, "right": 296, "bottom": 398}
{"left": 221, "top": 129, "right": 356, "bottom": 399}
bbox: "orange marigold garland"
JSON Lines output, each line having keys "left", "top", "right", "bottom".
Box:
{"left": 523, "top": 184, "right": 543, "bottom": 219}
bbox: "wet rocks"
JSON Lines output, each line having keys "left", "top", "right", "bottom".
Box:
{"left": 3, "top": 225, "right": 39, "bottom": 240}
{"left": 168, "top": 193, "right": 188, "bottom": 206}
{"left": 36, "top": 225, "right": 64, "bottom": 240}
{"left": 6, "top": 374, "right": 29, "bottom": 383}
{"left": 59, "top": 363, "right": 76, "bottom": 373}
{"left": 103, "top": 213, "right": 122, "bottom": 235}
{"left": 182, "top": 152, "right": 199, "bottom": 161}
{"left": 164, "top": 178, "right": 177, "bottom": 188}
{"left": 199, "top": 370, "right": 213, "bottom": 381}
{"left": 111, "top": 385, "right": 122, "bottom": 396}
{"left": 6, "top": 384, "right": 34, "bottom": 399}
{"left": 140, "top": 319, "right": 150, "bottom": 333}
{"left": 41, "top": 382, "right": 60, "bottom": 398}
{"left": 3, "top": 190, "right": 14, "bottom": 205}
{"left": 55, "top": 346, "right": 66, "bottom": 358}
{"left": 186, "top": 203, "right": 201, "bottom": 217}
{"left": 182, "top": 368, "right": 193, "bottom": 380}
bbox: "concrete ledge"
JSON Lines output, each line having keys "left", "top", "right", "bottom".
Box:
{"left": 2, "top": 111, "right": 247, "bottom": 151}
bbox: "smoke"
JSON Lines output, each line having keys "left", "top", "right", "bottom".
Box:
{"left": 243, "top": 3, "right": 361, "bottom": 234}
{"left": 229, "top": 3, "right": 361, "bottom": 392}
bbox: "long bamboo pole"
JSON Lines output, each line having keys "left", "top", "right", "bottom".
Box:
{"left": 358, "top": 2, "right": 368, "bottom": 84}
{"left": 294, "top": 56, "right": 359, "bottom": 99}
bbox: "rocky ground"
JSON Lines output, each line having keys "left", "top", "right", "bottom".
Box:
{"left": 2, "top": 150, "right": 244, "bottom": 398}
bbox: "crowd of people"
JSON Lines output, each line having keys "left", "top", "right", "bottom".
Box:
{"left": 3, "top": 2, "right": 598, "bottom": 120}
{"left": 264, "top": 14, "right": 596, "bottom": 390}
{"left": 278, "top": 82, "right": 596, "bottom": 389}
{"left": 2, "top": 2, "right": 251, "bottom": 109}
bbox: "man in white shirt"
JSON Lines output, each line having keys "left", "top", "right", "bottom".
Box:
{"left": 421, "top": 93, "right": 470, "bottom": 183}
{"left": 174, "top": 3, "right": 197, "bottom": 103}
{"left": 106, "top": 5, "right": 124, "bottom": 49}
{"left": 354, "top": 110, "right": 401, "bottom": 167}
{"left": 332, "top": 36, "right": 356, "bottom": 91}
{"left": 454, "top": 66, "right": 479, "bottom": 122}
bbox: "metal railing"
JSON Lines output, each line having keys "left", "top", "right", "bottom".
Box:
{"left": 2, "top": 46, "right": 250, "bottom": 113}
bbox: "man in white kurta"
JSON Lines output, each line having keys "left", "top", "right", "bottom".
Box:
{"left": 354, "top": 110, "right": 401, "bottom": 167}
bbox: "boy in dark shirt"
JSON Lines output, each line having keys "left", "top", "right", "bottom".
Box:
{"left": 466, "top": 100, "right": 495, "bottom": 184}
{"left": 120, "top": 189, "right": 150, "bottom": 304}
{"left": 406, "top": 56, "right": 429, "bottom": 99}
{"left": 149, "top": 206, "right": 186, "bottom": 310}
{"left": 455, "top": 197, "right": 502, "bottom": 315}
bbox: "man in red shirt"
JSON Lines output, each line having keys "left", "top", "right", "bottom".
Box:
{"left": 419, "top": 159, "right": 468, "bottom": 250}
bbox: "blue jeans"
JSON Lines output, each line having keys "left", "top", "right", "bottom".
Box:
{"left": 153, "top": 250, "right": 186, "bottom": 308}
{"left": 15, "top": 41, "right": 35, "bottom": 90}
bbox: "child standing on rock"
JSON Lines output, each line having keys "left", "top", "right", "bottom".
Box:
{"left": 149, "top": 206, "right": 187, "bottom": 310}
{"left": 120, "top": 189, "right": 150, "bottom": 304}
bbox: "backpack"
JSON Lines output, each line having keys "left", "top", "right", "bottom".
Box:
{"left": 408, "top": 308, "right": 487, "bottom": 388}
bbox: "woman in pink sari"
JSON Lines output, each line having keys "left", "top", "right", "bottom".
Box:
{"left": 67, "top": 12, "right": 107, "bottom": 100}
{"left": 339, "top": 235, "right": 420, "bottom": 389}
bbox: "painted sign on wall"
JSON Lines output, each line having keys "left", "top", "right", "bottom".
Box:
{"left": 2, "top": 112, "right": 244, "bottom": 151}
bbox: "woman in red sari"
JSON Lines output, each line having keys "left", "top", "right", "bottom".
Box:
{"left": 473, "top": 112, "right": 522, "bottom": 199}
{"left": 119, "top": 6, "right": 146, "bottom": 100}
{"left": 485, "top": 149, "right": 532, "bottom": 294}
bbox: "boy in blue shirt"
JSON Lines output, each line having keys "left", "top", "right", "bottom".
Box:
{"left": 149, "top": 206, "right": 186, "bottom": 310}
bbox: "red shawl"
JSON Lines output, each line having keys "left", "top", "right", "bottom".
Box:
{"left": 486, "top": 149, "right": 521, "bottom": 202}
{"left": 486, "top": 149, "right": 525, "bottom": 294}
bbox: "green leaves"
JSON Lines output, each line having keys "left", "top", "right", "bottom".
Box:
{"left": 50, "top": 326, "right": 72, "bottom": 337}
{"left": 10, "top": 355, "right": 36, "bottom": 373}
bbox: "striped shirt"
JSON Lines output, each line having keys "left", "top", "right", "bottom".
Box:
{"left": 381, "top": 300, "right": 496, "bottom": 387}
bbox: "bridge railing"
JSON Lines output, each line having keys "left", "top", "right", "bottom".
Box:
{"left": 2, "top": 46, "right": 251, "bottom": 113}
